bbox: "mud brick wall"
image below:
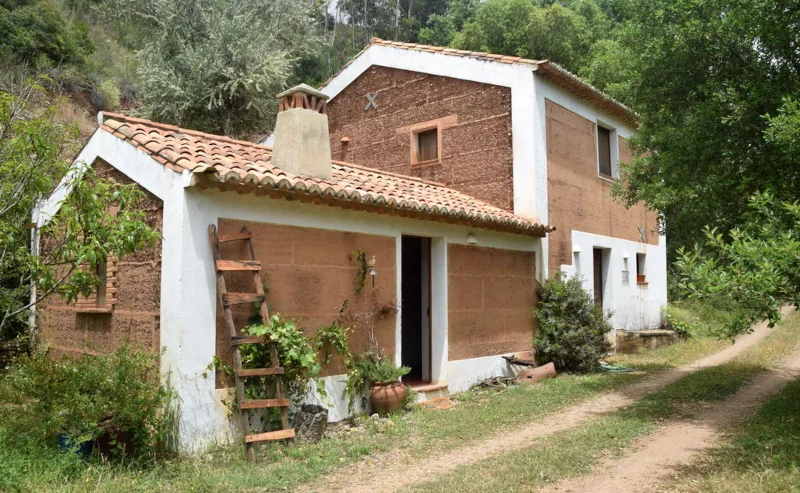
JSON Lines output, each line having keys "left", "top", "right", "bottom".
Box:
{"left": 447, "top": 245, "right": 537, "bottom": 361}
{"left": 546, "top": 100, "right": 659, "bottom": 275}
{"left": 37, "top": 159, "right": 163, "bottom": 357}
{"left": 216, "top": 219, "right": 397, "bottom": 386}
{"left": 327, "top": 66, "right": 514, "bottom": 211}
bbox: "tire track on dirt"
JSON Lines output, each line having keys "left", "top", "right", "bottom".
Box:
{"left": 303, "top": 312, "right": 790, "bottom": 493}
{"left": 537, "top": 336, "right": 800, "bottom": 493}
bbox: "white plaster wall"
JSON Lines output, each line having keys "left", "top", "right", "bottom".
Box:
{"left": 560, "top": 230, "right": 667, "bottom": 331}
{"left": 446, "top": 355, "right": 516, "bottom": 394}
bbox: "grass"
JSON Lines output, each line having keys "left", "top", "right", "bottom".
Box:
{"left": 406, "top": 312, "right": 800, "bottom": 493}
{"left": 0, "top": 303, "right": 765, "bottom": 492}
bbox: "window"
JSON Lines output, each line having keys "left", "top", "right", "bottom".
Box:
{"left": 414, "top": 128, "right": 439, "bottom": 164}
{"left": 75, "top": 258, "right": 118, "bottom": 313}
{"left": 597, "top": 125, "right": 612, "bottom": 177}
{"left": 636, "top": 253, "right": 646, "bottom": 284}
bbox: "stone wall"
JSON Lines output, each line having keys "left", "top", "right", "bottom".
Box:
{"left": 216, "top": 219, "right": 397, "bottom": 386}
{"left": 327, "top": 66, "right": 514, "bottom": 211}
{"left": 447, "top": 244, "right": 537, "bottom": 361}
{"left": 37, "top": 159, "right": 163, "bottom": 356}
{"left": 545, "top": 100, "right": 659, "bottom": 275}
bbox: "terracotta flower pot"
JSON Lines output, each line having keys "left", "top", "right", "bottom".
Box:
{"left": 369, "top": 381, "right": 407, "bottom": 415}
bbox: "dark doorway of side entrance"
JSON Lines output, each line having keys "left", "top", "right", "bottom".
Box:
{"left": 401, "top": 236, "right": 431, "bottom": 384}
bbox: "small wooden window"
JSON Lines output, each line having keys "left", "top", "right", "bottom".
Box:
{"left": 597, "top": 126, "right": 612, "bottom": 177}
{"left": 414, "top": 128, "right": 439, "bottom": 163}
{"left": 75, "top": 258, "right": 118, "bottom": 313}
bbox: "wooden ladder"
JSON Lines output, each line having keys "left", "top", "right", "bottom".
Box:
{"left": 208, "top": 225, "right": 294, "bottom": 462}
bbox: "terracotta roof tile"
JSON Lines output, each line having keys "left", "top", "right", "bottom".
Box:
{"left": 320, "top": 37, "right": 635, "bottom": 126}
{"left": 97, "top": 112, "right": 552, "bottom": 237}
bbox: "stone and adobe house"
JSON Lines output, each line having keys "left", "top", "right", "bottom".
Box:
{"left": 318, "top": 38, "right": 668, "bottom": 335}
{"left": 33, "top": 85, "right": 551, "bottom": 450}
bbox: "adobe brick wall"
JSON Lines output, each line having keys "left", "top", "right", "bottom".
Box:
{"left": 327, "top": 66, "right": 514, "bottom": 211}
{"left": 37, "top": 159, "right": 163, "bottom": 357}
{"left": 216, "top": 219, "right": 396, "bottom": 387}
{"left": 448, "top": 244, "right": 537, "bottom": 361}
{"left": 546, "top": 100, "right": 659, "bottom": 275}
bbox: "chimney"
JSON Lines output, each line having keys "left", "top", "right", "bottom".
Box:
{"left": 272, "top": 84, "right": 333, "bottom": 180}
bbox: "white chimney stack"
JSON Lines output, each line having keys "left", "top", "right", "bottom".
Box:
{"left": 272, "top": 83, "right": 333, "bottom": 180}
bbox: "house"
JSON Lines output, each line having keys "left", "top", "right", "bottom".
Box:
{"left": 319, "top": 38, "right": 667, "bottom": 333}
{"left": 33, "top": 85, "right": 551, "bottom": 450}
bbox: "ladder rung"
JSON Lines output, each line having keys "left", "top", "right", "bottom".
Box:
{"left": 218, "top": 232, "right": 253, "bottom": 243}
{"left": 223, "top": 292, "right": 265, "bottom": 305}
{"left": 244, "top": 428, "right": 295, "bottom": 443}
{"left": 215, "top": 260, "right": 261, "bottom": 271}
{"left": 238, "top": 367, "right": 284, "bottom": 377}
{"left": 241, "top": 398, "right": 290, "bottom": 410}
{"left": 231, "top": 336, "right": 266, "bottom": 346}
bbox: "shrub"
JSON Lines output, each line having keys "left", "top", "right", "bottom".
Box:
{"left": 0, "top": 343, "right": 174, "bottom": 460}
{"left": 89, "top": 77, "right": 120, "bottom": 110}
{"left": 533, "top": 274, "right": 612, "bottom": 372}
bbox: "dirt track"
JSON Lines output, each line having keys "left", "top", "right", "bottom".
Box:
{"left": 538, "top": 338, "right": 800, "bottom": 493}
{"left": 302, "top": 315, "right": 784, "bottom": 493}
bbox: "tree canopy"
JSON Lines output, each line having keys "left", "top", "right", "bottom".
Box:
{"left": 613, "top": 0, "right": 800, "bottom": 257}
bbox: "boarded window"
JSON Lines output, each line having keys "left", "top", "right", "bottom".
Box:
{"left": 416, "top": 128, "right": 439, "bottom": 163}
{"left": 597, "top": 126, "right": 612, "bottom": 176}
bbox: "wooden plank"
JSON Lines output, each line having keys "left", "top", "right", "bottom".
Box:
{"left": 218, "top": 232, "right": 253, "bottom": 243}
{"left": 238, "top": 367, "right": 284, "bottom": 377}
{"left": 240, "top": 398, "right": 290, "bottom": 410}
{"left": 231, "top": 336, "right": 266, "bottom": 346}
{"left": 223, "top": 293, "right": 265, "bottom": 305}
{"left": 215, "top": 260, "right": 261, "bottom": 271}
{"left": 244, "top": 428, "right": 295, "bottom": 443}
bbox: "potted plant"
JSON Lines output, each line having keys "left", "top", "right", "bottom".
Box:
{"left": 359, "top": 356, "right": 410, "bottom": 415}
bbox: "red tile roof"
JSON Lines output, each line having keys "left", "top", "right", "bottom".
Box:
{"left": 322, "top": 38, "right": 635, "bottom": 126}
{"left": 98, "top": 112, "right": 552, "bottom": 237}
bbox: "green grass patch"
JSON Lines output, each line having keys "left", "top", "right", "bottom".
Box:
{"left": 2, "top": 311, "right": 770, "bottom": 492}
{"left": 406, "top": 312, "right": 800, "bottom": 493}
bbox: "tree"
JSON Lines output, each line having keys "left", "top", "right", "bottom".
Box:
{"left": 0, "top": 76, "right": 159, "bottom": 339}
{"left": 674, "top": 192, "right": 800, "bottom": 338}
{"left": 0, "top": 0, "right": 95, "bottom": 67}
{"left": 613, "top": 0, "right": 800, "bottom": 258}
{"left": 99, "top": 0, "right": 321, "bottom": 138}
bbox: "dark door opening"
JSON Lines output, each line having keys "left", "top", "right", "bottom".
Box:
{"left": 401, "top": 236, "right": 431, "bottom": 383}
{"left": 593, "top": 248, "right": 604, "bottom": 307}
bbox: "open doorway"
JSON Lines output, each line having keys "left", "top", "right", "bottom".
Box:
{"left": 592, "top": 248, "right": 610, "bottom": 308}
{"left": 401, "top": 236, "right": 431, "bottom": 383}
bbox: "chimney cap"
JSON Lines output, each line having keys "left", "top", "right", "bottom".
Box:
{"left": 277, "top": 83, "right": 329, "bottom": 101}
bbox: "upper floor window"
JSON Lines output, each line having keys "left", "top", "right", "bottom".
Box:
{"left": 597, "top": 125, "right": 612, "bottom": 177}
{"left": 413, "top": 127, "right": 439, "bottom": 164}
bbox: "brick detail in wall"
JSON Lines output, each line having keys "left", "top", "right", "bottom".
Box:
{"left": 545, "top": 100, "right": 659, "bottom": 276}
{"left": 74, "top": 258, "right": 118, "bottom": 314}
{"left": 327, "top": 66, "right": 514, "bottom": 211}
{"left": 37, "top": 159, "right": 163, "bottom": 357}
{"left": 448, "top": 244, "right": 537, "bottom": 361}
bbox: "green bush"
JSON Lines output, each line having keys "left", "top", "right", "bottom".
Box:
{"left": 89, "top": 77, "right": 121, "bottom": 110}
{"left": 0, "top": 1, "right": 94, "bottom": 67}
{"left": 533, "top": 274, "right": 612, "bottom": 372}
{"left": 0, "top": 343, "right": 174, "bottom": 460}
